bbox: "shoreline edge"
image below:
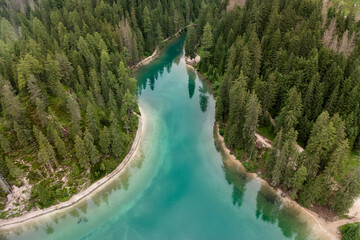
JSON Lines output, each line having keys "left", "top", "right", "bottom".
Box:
{"left": 0, "top": 107, "right": 144, "bottom": 229}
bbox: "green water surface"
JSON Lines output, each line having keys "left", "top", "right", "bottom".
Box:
{"left": 1, "top": 36, "right": 330, "bottom": 240}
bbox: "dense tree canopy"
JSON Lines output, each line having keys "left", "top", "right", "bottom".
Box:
{"left": 0, "top": 0, "right": 203, "bottom": 216}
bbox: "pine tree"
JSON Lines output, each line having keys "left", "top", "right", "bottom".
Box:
{"left": 36, "top": 97, "right": 48, "bottom": 127}
{"left": 14, "top": 122, "right": 32, "bottom": 147}
{"left": 274, "top": 129, "right": 299, "bottom": 186}
{"left": 142, "top": 6, "right": 153, "bottom": 51}
{"left": 224, "top": 72, "right": 248, "bottom": 149}
{"left": 66, "top": 96, "right": 82, "bottom": 138}
{"left": 77, "top": 66, "right": 86, "bottom": 89}
{"left": 35, "top": 127, "right": 57, "bottom": 174}
{"left": 248, "top": 31, "right": 262, "bottom": 81}
{"left": 1, "top": 81, "right": 25, "bottom": 124}
{"left": 155, "top": 23, "right": 163, "bottom": 46}
{"left": 201, "top": 23, "right": 213, "bottom": 60}
{"left": 185, "top": 24, "right": 197, "bottom": 59}
{"left": 303, "top": 111, "right": 335, "bottom": 178}
{"left": 276, "top": 87, "right": 302, "bottom": 133}
{"left": 243, "top": 92, "right": 261, "bottom": 158}
{"left": 254, "top": 74, "right": 276, "bottom": 117}
{"left": 6, "top": 157, "right": 24, "bottom": 185}
{"left": 75, "top": 135, "right": 90, "bottom": 169}
{"left": 47, "top": 123, "right": 67, "bottom": 158}
{"left": 290, "top": 165, "right": 307, "bottom": 199}
{"left": 85, "top": 102, "right": 99, "bottom": 141}
{"left": 110, "top": 113, "right": 124, "bottom": 157}
{"left": 84, "top": 128, "right": 99, "bottom": 165}
{"left": 331, "top": 167, "right": 360, "bottom": 214}
{"left": 45, "top": 54, "right": 62, "bottom": 96}
{"left": 0, "top": 133, "right": 11, "bottom": 153}
{"left": 99, "top": 126, "right": 111, "bottom": 154}
{"left": 17, "top": 54, "right": 42, "bottom": 91}
{"left": 215, "top": 77, "right": 230, "bottom": 122}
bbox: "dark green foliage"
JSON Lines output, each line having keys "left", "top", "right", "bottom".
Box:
{"left": 243, "top": 92, "right": 261, "bottom": 158}
{"left": 75, "top": 135, "right": 90, "bottom": 170}
{"left": 290, "top": 165, "right": 307, "bottom": 199}
{"left": 340, "top": 222, "right": 360, "bottom": 240}
{"left": 193, "top": 0, "right": 360, "bottom": 215}
{"left": 185, "top": 24, "right": 197, "bottom": 59}
{"left": 99, "top": 126, "right": 110, "bottom": 155}
{"left": 34, "top": 180, "right": 55, "bottom": 208}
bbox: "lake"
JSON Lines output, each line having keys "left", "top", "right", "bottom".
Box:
{"left": 0, "top": 35, "right": 330, "bottom": 240}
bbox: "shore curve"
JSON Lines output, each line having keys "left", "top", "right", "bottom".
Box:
{"left": 0, "top": 107, "right": 145, "bottom": 229}
{"left": 213, "top": 123, "right": 340, "bottom": 240}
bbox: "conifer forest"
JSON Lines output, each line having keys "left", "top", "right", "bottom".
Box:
{"left": 1, "top": 1, "right": 360, "bottom": 237}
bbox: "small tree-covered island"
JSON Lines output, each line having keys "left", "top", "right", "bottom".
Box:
{"left": 0, "top": 0, "right": 360, "bottom": 239}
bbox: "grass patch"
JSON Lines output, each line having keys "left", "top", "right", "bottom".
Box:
{"left": 258, "top": 126, "right": 275, "bottom": 141}
{"left": 23, "top": 146, "right": 34, "bottom": 154}
{"left": 0, "top": 211, "right": 7, "bottom": 219}
{"left": 242, "top": 160, "right": 260, "bottom": 173}
{"left": 235, "top": 148, "right": 244, "bottom": 160}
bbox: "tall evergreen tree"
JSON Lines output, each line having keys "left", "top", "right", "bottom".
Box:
{"left": 75, "top": 134, "right": 90, "bottom": 170}
{"left": 243, "top": 92, "right": 261, "bottom": 158}
{"left": 84, "top": 128, "right": 99, "bottom": 165}
{"left": 201, "top": 23, "right": 213, "bottom": 60}
{"left": 185, "top": 24, "right": 197, "bottom": 59}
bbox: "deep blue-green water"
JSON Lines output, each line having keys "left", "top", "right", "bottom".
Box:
{"left": 0, "top": 36, "right": 331, "bottom": 240}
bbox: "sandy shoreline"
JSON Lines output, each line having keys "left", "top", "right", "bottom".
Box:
{"left": 132, "top": 48, "right": 159, "bottom": 70}
{"left": 0, "top": 107, "right": 145, "bottom": 229}
{"left": 213, "top": 123, "right": 360, "bottom": 240}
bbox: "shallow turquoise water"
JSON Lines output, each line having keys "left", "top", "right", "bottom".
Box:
{"left": 1, "top": 36, "right": 328, "bottom": 240}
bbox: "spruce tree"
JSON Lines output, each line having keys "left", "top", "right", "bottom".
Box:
{"left": 290, "top": 165, "right": 307, "bottom": 199}
{"left": 0, "top": 133, "right": 11, "bottom": 153}
{"left": 99, "top": 126, "right": 111, "bottom": 155}
{"left": 110, "top": 113, "right": 125, "bottom": 158}
{"left": 224, "top": 72, "right": 248, "bottom": 149}
{"left": 185, "top": 24, "right": 197, "bottom": 59}
{"left": 201, "top": 23, "right": 213, "bottom": 60}
{"left": 84, "top": 128, "right": 99, "bottom": 165}
{"left": 243, "top": 92, "right": 261, "bottom": 158}
{"left": 85, "top": 102, "right": 99, "bottom": 141}
{"left": 276, "top": 87, "right": 302, "bottom": 133}
{"left": 35, "top": 127, "right": 57, "bottom": 174}
{"left": 75, "top": 135, "right": 90, "bottom": 170}
{"left": 66, "top": 96, "right": 82, "bottom": 138}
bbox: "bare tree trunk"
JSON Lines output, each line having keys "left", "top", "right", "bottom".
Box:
{"left": 0, "top": 173, "right": 11, "bottom": 194}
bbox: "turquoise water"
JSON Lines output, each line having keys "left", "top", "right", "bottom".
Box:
{"left": 0, "top": 36, "right": 329, "bottom": 240}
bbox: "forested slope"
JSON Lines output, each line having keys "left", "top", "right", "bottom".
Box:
{"left": 0, "top": 0, "right": 202, "bottom": 218}
{"left": 187, "top": 0, "right": 360, "bottom": 215}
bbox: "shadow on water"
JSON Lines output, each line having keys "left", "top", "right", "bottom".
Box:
{"left": 215, "top": 124, "right": 317, "bottom": 240}
{"left": 223, "top": 163, "right": 316, "bottom": 239}
{"left": 254, "top": 185, "right": 313, "bottom": 240}
{"left": 198, "top": 86, "right": 209, "bottom": 113}
{"left": 223, "top": 166, "right": 248, "bottom": 207}
{"left": 186, "top": 67, "right": 196, "bottom": 99}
